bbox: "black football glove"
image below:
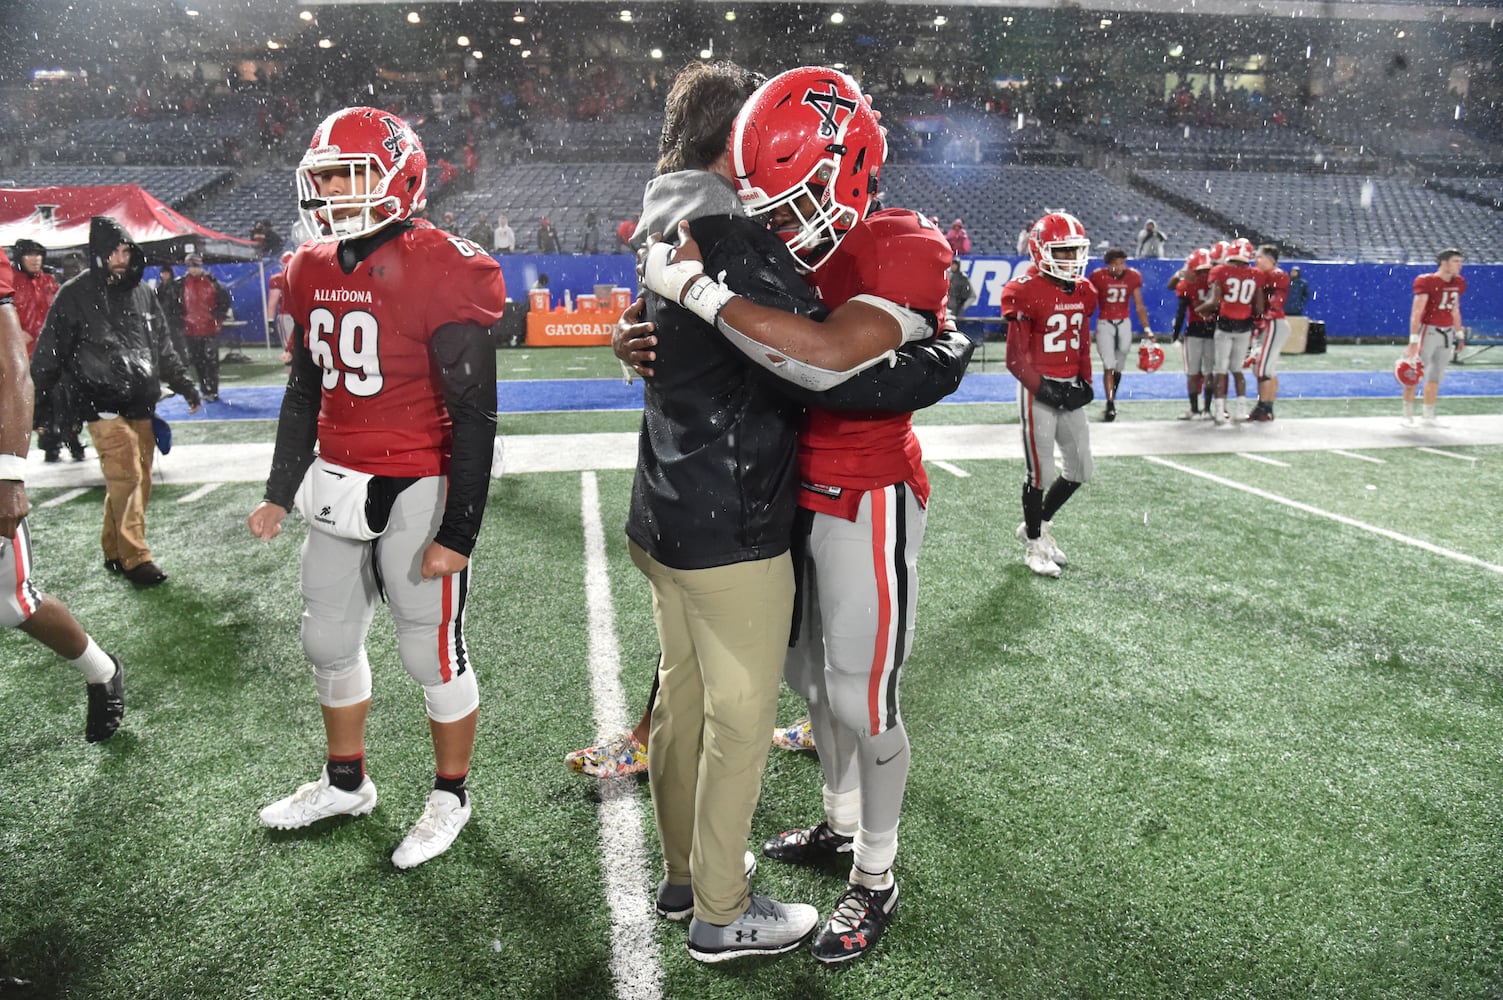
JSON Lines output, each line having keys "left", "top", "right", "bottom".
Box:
{"left": 1061, "top": 377, "right": 1095, "bottom": 411}
{"left": 1033, "top": 378, "right": 1069, "bottom": 409}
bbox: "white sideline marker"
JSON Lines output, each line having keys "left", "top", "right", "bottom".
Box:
{"left": 177, "top": 482, "right": 223, "bottom": 503}
{"left": 579, "top": 471, "right": 663, "bottom": 1000}
{"left": 1146, "top": 455, "right": 1503, "bottom": 576}
{"left": 39, "top": 488, "right": 89, "bottom": 509}
{"left": 931, "top": 460, "right": 971, "bottom": 478}
{"left": 1417, "top": 447, "right": 1478, "bottom": 463}
{"left": 1236, "top": 452, "right": 1290, "bottom": 468}
{"left": 1330, "top": 449, "right": 1386, "bottom": 465}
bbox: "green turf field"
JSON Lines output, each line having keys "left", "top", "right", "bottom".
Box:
{"left": 2, "top": 425, "right": 1500, "bottom": 997}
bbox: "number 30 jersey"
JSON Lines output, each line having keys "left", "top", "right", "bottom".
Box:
{"left": 284, "top": 222, "right": 506, "bottom": 477}
{"left": 1206, "top": 262, "right": 1258, "bottom": 323}
{"left": 1001, "top": 267, "right": 1098, "bottom": 384}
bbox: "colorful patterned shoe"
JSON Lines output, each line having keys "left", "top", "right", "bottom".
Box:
{"left": 772, "top": 717, "right": 815, "bottom": 752}
{"left": 565, "top": 731, "right": 648, "bottom": 779}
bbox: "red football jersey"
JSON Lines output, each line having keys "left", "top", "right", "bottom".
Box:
{"left": 0, "top": 248, "right": 13, "bottom": 301}
{"left": 1413, "top": 272, "right": 1465, "bottom": 327}
{"left": 9, "top": 254, "right": 57, "bottom": 357}
{"left": 1087, "top": 265, "right": 1142, "bottom": 322}
{"left": 284, "top": 224, "right": 505, "bottom": 477}
{"left": 1258, "top": 267, "right": 1289, "bottom": 321}
{"left": 1207, "top": 262, "right": 1259, "bottom": 322}
{"left": 1002, "top": 270, "right": 1098, "bottom": 382}
{"left": 799, "top": 209, "right": 952, "bottom": 520}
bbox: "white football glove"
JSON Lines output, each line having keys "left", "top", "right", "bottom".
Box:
{"left": 642, "top": 238, "right": 736, "bottom": 324}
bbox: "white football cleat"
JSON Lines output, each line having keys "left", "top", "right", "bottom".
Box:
{"left": 1421, "top": 416, "right": 1445, "bottom": 428}
{"left": 1399, "top": 416, "right": 1421, "bottom": 428}
{"left": 1040, "top": 521, "right": 1067, "bottom": 565}
{"left": 392, "top": 789, "right": 472, "bottom": 869}
{"left": 1024, "top": 539, "right": 1061, "bottom": 578}
{"left": 1177, "top": 409, "right": 1197, "bottom": 421}
{"left": 259, "top": 767, "right": 377, "bottom": 830}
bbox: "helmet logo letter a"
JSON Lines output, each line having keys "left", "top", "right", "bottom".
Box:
{"left": 802, "top": 85, "right": 858, "bottom": 139}
{"left": 381, "top": 117, "right": 407, "bottom": 159}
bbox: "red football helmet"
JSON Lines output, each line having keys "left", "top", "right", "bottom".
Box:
{"left": 1138, "top": 341, "right": 1165, "bottom": 373}
{"left": 1394, "top": 355, "right": 1425, "bottom": 387}
{"left": 1208, "top": 240, "right": 1231, "bottom": 264}
{"left": 1187, "top": 247, "right": 1212, "bottom": 271}
{"left": 731, "top": 66, "right": 886, "bottom": 271}
{"left": 296, "top": 107, "right": 428, "bottom": 243}
{"left": 1027, "top": 212, "right": 1090, "bottom": 282}
{"left": 1227, "top": 237, "right": 1255, "bottom": 263}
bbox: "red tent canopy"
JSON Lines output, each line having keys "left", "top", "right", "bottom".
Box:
{"left": 0, "top": 184, "right": 259, "bottom": 262}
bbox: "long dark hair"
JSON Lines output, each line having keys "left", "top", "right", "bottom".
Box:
{"left": 656, "top": 61, "right": 764, "bottom": 176}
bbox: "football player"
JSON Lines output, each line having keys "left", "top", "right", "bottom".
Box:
{"left": 640, "top": 66, "right": 971, "bottom": 963}
{"left": 1004, "top": 212, "right": 1098, "bottom": 578}
{"left": 1086, "top": 248, "right": 1152, "bottom": 422}
{"left": 1403, "top": 249, "right": 1465, "bottom": 427}
{"left": 1197, "top": 237, "right": 1263, "bottom": 426}
{"left": 1172, "top": 248, "right": 1216, "bottom": 420}
{"left": 247, "top": 108, "right": 505, "bottom": 869}
{"left": 1248, "top": 245, "right": 1291, "bottom": 422}
{"left": 0, "top": 246, "right": 125, "bottom": 743}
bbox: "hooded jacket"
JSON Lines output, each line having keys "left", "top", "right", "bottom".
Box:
{"left": 11, "top": 238, "right": 59, "bottom": 353}
{"left": 31, "top": 216, "right": 199, "bottom": 420}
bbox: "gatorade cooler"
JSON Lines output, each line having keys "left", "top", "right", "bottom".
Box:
{"left": 528, "top": 288, "right": 550, "bottom": 312}
{"left": 611, "top": 287, "right": 632, "bottom": 312}
{"left": 577, "top": 293, "right": 597, "bottom": 311}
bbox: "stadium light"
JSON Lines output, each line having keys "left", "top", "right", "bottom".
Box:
{"left": 933, "top": 15, "right": 947, "bottom": 27}
{"left": 267, "top": 40, "right": 282, "bottom": 50}
{"left": 407, "top": 11, "right": 421, "bottom": 24}
{"left": 650, "top": 48, "right": 663, "bottom": 59}
{"left": 619, "top": 10, "right": 633, "bottom": 22}
{"left": 318, "top": 38, "right": 333, "bottom": 48}
{"left": 299, "top": 10, "right": 313, "bottom": 22}
{"left": 512, "top": 11, "right": 526, "bottom": 22}
{"left": 509, "top": 37, "right": 522, "bottom": 45}
{"left": 1169, "top": 44, "right": 1183, "bottom": 57}
{"left": 1099, "top": 17, "right": 1112, "bottom": 28}
{"left": 185, "top": 8, "right": 200, "bottom": 15}
{"left": 699, "top": 47, "right": 713, "bottom": 58}
{"left": 457, "top": 35, "right": 470, "bottom": 47}
{"left": 520, "top": 50, "right": 531, "bottom": 58}
{"left": 724, "top": 10, "right": 736, "bottom": 21}
{"left": 830, "top": 11, "right": 845, "bottom": 24}
{"left": 474, "top": 50, "right": 485, "bottom": 59}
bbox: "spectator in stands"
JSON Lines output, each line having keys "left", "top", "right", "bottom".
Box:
{"left": 616, "top": 215, "right": 638, "bottom": 251}
{"left": 493, "top": 215, "right": 516, "bottom": 254}
{"left": 180, "top": 254, "right": 231, "bottom": 403}
{"left": 31, "top": 216, "right": 202, "bottom": 587}
{"left": 251, "top": 219, "right": 284, "bottom": 259}
{"left": 267, "top": 252, "right": 293, "bottom": 364}
{"left": 947, "top": 258, "right": 974, "bottom": 329}
{"left": 945, "top": 218, "right": 971, "bottom": 256}
{"left": 1017, "top": 226, "right": 1030, "bottom": 256}
{"left": 467, "top": 213, "right": 492, "bottom": 250}
{"left": 577, "top": 211, "right": 601, "bottom": 254}
{"left": 1285, "top": 266, "right": 1309, "bottom": 316}
{"left": 536, "top": 217, "right": 561, "bottom": 254}
{"left": 1136, "top": 219, "right": 1168, "bottom": 258}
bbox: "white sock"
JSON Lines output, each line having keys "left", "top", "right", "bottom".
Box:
{"left": 852, "top": 825, "right": 898, "bottom": 883}
{"left": 1423, "top": 404, "right": 1436, "bottom": 419}
{"left": 822, "top": 784, "right": 861, "bottom": 838}
{"left": 1403, "top": 400, "right": 1415, "bottom": 417}
{"left": 71, "top": 638, "right": 116, "bottom": 684}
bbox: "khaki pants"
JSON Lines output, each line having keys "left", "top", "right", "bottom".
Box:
{"left": 87, "top": 417, "right": 155, "bottom": 570}
{"left": 630, "top": 541, "right": 793, "bottom": 925}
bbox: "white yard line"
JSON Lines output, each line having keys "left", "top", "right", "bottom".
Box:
{"left": 1417, "top": 447, "right": 1478, "bottom": 463}
{"left": 39, "top": 488, "right": 90, "bottom": 508}
{"left": 1330, "top": 449, "right": 1386, "bottom": 464}
{"left": 1236, "top": 452, "right": 1290, "bottom": 468}
{"left": 177, "top": 482, "right": 224, "bottom": 504}
{"left": 930, "top": 460, "right": 971, "bottom": 478}
{"left": 579, "top": 472, "right": 662, "bottom": 1000}
{"left": 1145, "top": 455, "right": 1503, "bottom": 576}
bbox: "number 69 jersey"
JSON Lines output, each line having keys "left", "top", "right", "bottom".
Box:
{"left": 283, "top": 222, "right": 506, "bottom": 477}
{"left": 1001, "top": 267, "right": 1098, "bottom": 383}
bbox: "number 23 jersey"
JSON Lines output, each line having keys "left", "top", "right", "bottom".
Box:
{"left": 284, "top": 223, "right": 506, "bottom": 477}
{"left": 1001, "top": 269, "right": 1098, "bottom": 381}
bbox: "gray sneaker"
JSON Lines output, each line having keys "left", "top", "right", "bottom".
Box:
{"left": 686, "top": 895, "right": 818, "bottom": 963}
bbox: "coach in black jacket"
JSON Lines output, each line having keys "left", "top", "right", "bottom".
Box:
{"left": 32, "top": 216, "right": 201, "bottom": 587}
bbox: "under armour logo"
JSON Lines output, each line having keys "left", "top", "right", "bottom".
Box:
{"left": 840, "top": 931, "right": 867, "bottom": 950}
{"left": 803, "top": 84, "right": 858, "bottom": 139}
{"left": 734, "top": 930, "right": 758, "bottom": 942}
{"left": 381, "top": 117, "right": 409, "bottom": 159}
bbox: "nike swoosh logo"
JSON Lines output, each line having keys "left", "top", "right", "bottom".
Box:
{"left": 875, "top": 751, "right": 903, "bottom": 767}
{"left": 323, "top": 470, "right": 347, "bottom": 479}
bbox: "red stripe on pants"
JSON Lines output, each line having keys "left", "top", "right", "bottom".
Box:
{"left": 437, "top": 573, "right": 454, "bottom": 682}
{"left": 867, "top": 488, "right": 893, "bottom": 736}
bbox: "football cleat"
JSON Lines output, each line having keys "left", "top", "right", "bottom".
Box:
{"left": 1247, "top": 406, "right": 1275, "bottom": 422}
{"left": 84, "top": 654, "right": 125, "bottom": 743}
{"left": 656, "top": 851, "right": 760, "bottom": 921}
{"left": 392, "top": 789, "right": 471, "bottom": 869}
{"left": 763, "top": 821, "right": 855, "bottom": 865}
{"left": 811, "top": 880, "right": 899, "bottom": 964}
{"left": 687, "top": 895, "right": 819, "bottom": 963}
{"left": 1399, "top": 415, "right": 1421, "bottom": 428}
{"left": 772, "top": 717, "right": 815, "bottom": 752}
{"left": 1017, "top": 521, "right": 1067, "bottom": 566}
{"left": 1024, "top": 538, "right": 1061, "bottom": 578}
{"left": 259, "top": 767, "right": 378, "bottom": 830}
{"left": 1177, "top": 410, "right": 1198, "bottom": 421}
{"left": 1421, "top": 415, "right": 1445, "bottom": 428}
{"left": 565, "top": 731, "right": 648, "bottom": 779}
{"left": 1103, "top": 402, "right": 1117, "bottom": 423}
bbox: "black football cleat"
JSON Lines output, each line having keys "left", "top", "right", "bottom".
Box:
{"left": 1103, "top": 403, "right": 1117, "bottom": 423}
{"left": 85, "top": 655, "right": 125, "bottom": 743}
{"left": 762, "top": 820, "right": 854, "bottom": 865}
{"left": 123, "top": 561, "right": 168, "bottom": 587}
{"left": 103, "top": 559, "right": 123, "bottom": 574}
{"left": 811, "top": 881, "right": 899, "bottom": 964}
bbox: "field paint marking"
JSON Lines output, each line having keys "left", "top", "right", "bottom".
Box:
{"left": 1145, "top": 455, "right": 1503, "bottom": 576}
{"left": 1330, "top": 449, "right": 1386, "bottom": 465}
{"left": 1236, "top": 452, "right": 1290, "bottom": 468}
{"left": 579, "top": 472, "right": 663, "bottom": 1000}
{"left": 931, "top": 460, "right": 971, "bottom": 478}
{"left": 39, "top": 488, "right": 89, "bottom": 508}
{"left": 177, "top": 482, "right": 223, "bottom": 504}
{"left": 1417, "top": 447, "right": 1478, "bottom": 463}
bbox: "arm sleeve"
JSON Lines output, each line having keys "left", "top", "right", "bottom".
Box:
{"left": 773, "top": 328, "right": 974, "bottom": 412}
{"left": 29, "top": 292, "right": 70, "bottom": 399}
{"left": 1005, "top": 317, "right": 1041, "bottom": 394}
{"left": 430, "top": 320, "right": 498, "bottom": 557}
{"left": 153, "top": 297, "right": 200, "bottom": 404}
{"left": 263, "top": 323, "right": 321, "bottom": 509}
{"left": 1173, "top": 295, "right": 1189, "bottom": 337}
